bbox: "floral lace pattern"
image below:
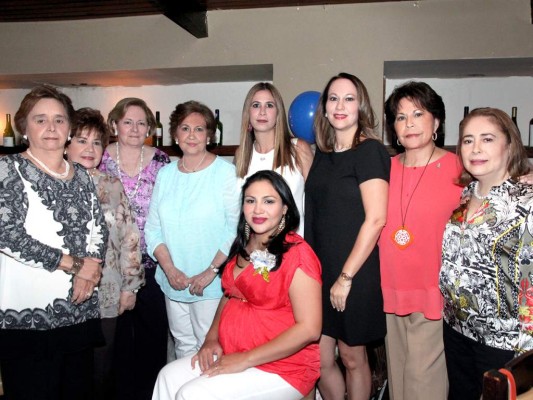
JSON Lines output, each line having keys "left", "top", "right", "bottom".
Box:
{"left": 0, "top": 155, "right": 107, "bottom": 330}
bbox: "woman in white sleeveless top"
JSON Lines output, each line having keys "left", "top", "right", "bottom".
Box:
{"left": 235, "top": 82, "right": 313, "bottom": 236}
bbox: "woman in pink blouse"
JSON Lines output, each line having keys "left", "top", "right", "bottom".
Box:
{"left": 99, "top": 98, "right": 170, "bottom": 400}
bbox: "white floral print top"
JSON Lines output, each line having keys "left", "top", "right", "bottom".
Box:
{"left": 440, "top": 179, "right": 533, "bottom": 355}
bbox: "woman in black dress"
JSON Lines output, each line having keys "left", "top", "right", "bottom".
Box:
{"left": 305, "top": 73, "right": 390, "bottom": 400}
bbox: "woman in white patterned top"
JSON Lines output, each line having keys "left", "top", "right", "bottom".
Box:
{"left": 440, "top": 107, "right": 533, "bottom": 400}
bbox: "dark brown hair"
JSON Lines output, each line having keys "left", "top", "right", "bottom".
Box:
{"left": 384, "top": 81, "right": 446, "bottom": 146}
{"left": 14, "top": 84, "right": 75, "bottom": 136}
{"left": 314, "top": 72, "right": 380, "bottom": 152}
{"left": 70, "top": 107, "right": 112, "bottom": 148}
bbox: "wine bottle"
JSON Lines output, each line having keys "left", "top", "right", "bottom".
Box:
{"left": 528, "top": 116, "right": 533, "bottom": 147}
{"left": 512, "top": 107, "right": 518, "bottom": 127}
{"left": 3, "top": 114, "right": 15, "bottom": 147}
{"left": 463, "top": 106, "right": 469, "bottom": 118}
{"left": 214, "top": 109, "right": 223, "bottom": 146}
{"left": 154, "top": 111, "right": 163, "bottom": 147}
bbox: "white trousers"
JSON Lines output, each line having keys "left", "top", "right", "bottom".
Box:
{"left": 152, "top": 354, "right": 302, "bottom": 400}
{"left": 165, "top": 297, "right": 220, "bottom": 359}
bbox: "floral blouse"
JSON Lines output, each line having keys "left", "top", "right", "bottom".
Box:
{"left": 92, "top": 171, "right": 144, "bottom": 318}
{"left": 99, "top": 147, "right": 170, "bottom": 268}
{"left": 440, "top": 179, "right": 533, "bottom": 355}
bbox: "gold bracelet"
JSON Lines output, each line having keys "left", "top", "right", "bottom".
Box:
{"left": 339, "top": 272, "right": 353, "bottom": 281}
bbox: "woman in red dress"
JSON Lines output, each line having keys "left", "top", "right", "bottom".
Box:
{"left": 152, "top": 170, "right": 322, "bottom": 400}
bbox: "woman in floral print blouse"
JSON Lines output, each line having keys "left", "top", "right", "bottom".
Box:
{"left": 66, "top": 107, "right": 144, "bottom": 399}
{"left": 439, "top": 107, "right": 533, "bottom": 400}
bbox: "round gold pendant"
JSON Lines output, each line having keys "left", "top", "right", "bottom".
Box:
{"left": 392, "top": 227, "right": 413, "bottom": 250}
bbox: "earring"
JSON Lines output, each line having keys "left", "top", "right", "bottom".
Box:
{"left": 325, "top": 112, "right": 328, "bottom": 118}
{"left": 146, "top": 132, "right": 150, "bottom": 138}
{"left": 244, "top": 222, "right": 250, "bottom": 241}
{"left": 207, "top": 138, "right": 211, "bottom": 145}
{"left": 23, "top": 134, "right": 28, "bottom": 141}
{"left": 396, "top": 139, "right": 402, "bottom": 147}
{"left": 276, "top": 215, "right": 286, "bottom": 236}
{"left": 175, "top": 139, "right": 179, "bottom": 145}
{"left": 432, "top": 132, "right": 437, "bottom": 141}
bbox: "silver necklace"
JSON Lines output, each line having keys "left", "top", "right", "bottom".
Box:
{"left": 334, "top": 142, "right": 351, "bottom": 152}
{"left": 26, "top": 148, "right": 70, "bottom": 179}
{"left": 181, "top": 151, "right": 207, "bottom": 173}
{"left": 116, "top": 142, "right": 144, "bottom": 199}
{"left": 473, "top": 181, "right": 490, "bottom": 201}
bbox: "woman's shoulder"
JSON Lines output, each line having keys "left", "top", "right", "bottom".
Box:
{"left": 213, "top": 155, "right": 237, "bottom": 173}
{"left": 152, "top": 147, "right": 171, "bottom": 164}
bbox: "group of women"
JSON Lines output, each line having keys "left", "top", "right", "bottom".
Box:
{"left": 0, "top": 72, "right": 532, "bottom": 400}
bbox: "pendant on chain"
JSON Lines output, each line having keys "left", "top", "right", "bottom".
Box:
{"left": 392, "top": 226, "right": 413, "bottom": 250}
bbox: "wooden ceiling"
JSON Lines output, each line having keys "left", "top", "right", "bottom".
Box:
{"left": 0, "top": 0, "right": 406, "bottom": 38}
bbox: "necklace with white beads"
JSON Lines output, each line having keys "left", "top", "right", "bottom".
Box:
{"left": 26, "top": 148, "right": 70, "bottom": 179}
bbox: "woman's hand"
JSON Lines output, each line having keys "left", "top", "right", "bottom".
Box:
{"left": 201, "top": 352, "right": 250, "bottom": 377}
{"left": 330, "top": 279, "right": 351, "bottom": 312}
{"left": 188, "top": 268, "right": 216, "bottom": 296}
{"left": 77, "top": 257, "right": 103, "bottom": 285}
{"left": 118, "top": 291, "right": 137, "bottom": 314}
{"left": 165, "top": 267, "right": 189, "bottom": 291}
{"left": 71, "top": 276, "right": 96, "bottom": 304}
{"left": 191, "top": 338, "right": 224, "bottom": 372}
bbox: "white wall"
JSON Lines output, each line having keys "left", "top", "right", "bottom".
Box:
{"left": 0, "top": 81, "right": 263, "bottom": 145}
{"left": 384, "top": 77, "right": 533, "bottom": 146}
{"left": 1, "top": 0, "right": 532, "bottom": 133}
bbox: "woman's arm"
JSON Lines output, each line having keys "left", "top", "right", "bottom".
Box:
{"left": 294, "top": 139, "right": 314, "bottom": 180}
{"left": 203, "top": 268, "right": 322, "bottom": 376}
{"left": 153, "top": 243, "right": 189, "bottom": 291}
{"left": 330, "top": 178, "right": 388, "bottom": 312}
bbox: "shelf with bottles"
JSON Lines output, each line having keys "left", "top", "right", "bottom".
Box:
{"left": 156, "top": 144, "right": 238, "bottom": 158}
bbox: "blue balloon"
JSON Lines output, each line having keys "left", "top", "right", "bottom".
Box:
{"left": 288, "top": 91, "right": 320, "bottom": 144}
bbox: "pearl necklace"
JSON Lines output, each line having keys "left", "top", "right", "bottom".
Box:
{"left": 116, "top": 142, "right": 144, "bottom": 199}
{"left": 473, "top": 181, "right": 490, "bottom": 201}
{"left": 181, "top": 151, "right": 207, "bottom": 173}
{"left": 26, "top": 148, "right": 70, "bottom": 179}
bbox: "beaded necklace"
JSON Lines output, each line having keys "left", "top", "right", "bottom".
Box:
{"left": 26, "top": 148, "right": 70, "bottom": 179}
{"left": 116, "top": 142, "right": 144, "bottom": 199}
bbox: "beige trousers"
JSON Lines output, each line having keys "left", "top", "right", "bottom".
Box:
{"left": 385, "top": 313, "right": 448, "bottom": 400}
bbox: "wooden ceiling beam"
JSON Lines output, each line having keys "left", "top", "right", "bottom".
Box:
{"left": 151, "top": 0, "right": 208, "bottom": 38}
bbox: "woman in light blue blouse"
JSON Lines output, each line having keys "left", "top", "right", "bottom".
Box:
{"left": 145, "top": 101, "right": 239, "bottom": 360}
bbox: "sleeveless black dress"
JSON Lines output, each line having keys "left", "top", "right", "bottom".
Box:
{"left": 304, "top": 139, "right": 390, "bottom": 345}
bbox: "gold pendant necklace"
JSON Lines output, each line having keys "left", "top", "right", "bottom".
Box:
{"left": 392, "top": 146, "right": 436, "bottom": 250}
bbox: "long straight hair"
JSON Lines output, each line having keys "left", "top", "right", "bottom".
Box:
{"left": 235, "top": 83, "right": 300, "bottom": 178}
{"left": 314, "top": 72, "right": 380, "bottom": 152}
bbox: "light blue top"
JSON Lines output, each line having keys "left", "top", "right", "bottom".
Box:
{"left": 145, "top": 157, "right": 240, "bottom": 302}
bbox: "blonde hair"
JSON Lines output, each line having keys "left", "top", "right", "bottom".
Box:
{"left": 235, "top": 83, "right": 300, "bottom": 178}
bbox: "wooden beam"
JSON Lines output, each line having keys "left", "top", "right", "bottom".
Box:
{"left": 150, "top": 0, "right": 208, "bottom": 38}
